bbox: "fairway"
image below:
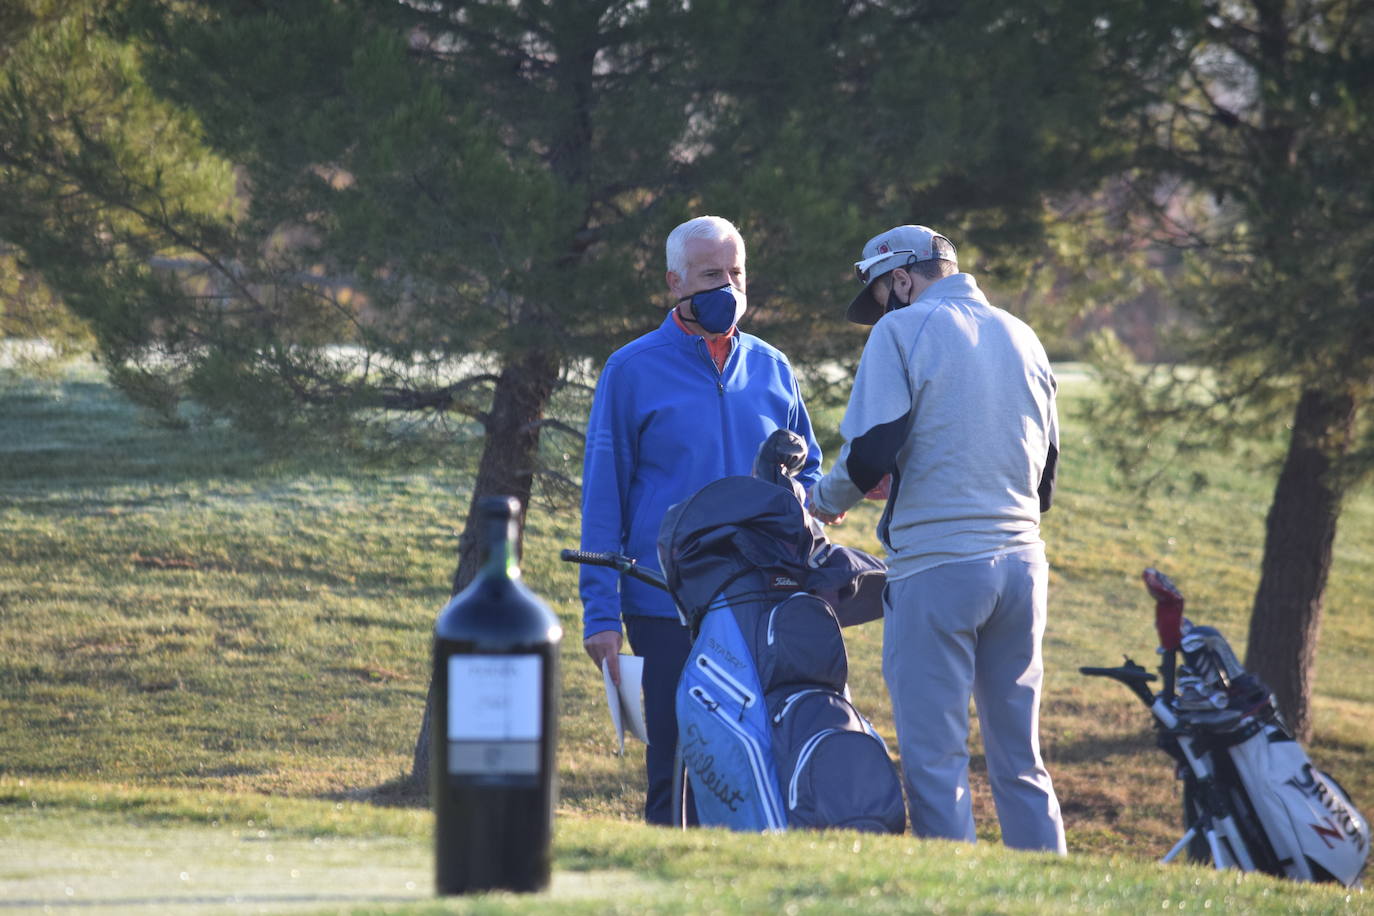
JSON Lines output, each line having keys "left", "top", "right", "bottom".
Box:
{"left": 3, "top": 781, "right": 1368, "bottom": 915}
{"left": 3, "top": 805, "right": 428, "bottom": 914}
{"left": 0, "top": 793, "right": 671, "bottom": 915}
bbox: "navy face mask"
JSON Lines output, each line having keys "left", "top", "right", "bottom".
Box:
{"left": 678, "top": 284, "right": 746, "bottom": 334}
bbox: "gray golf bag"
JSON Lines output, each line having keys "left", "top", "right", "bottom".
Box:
{"left": 1082, "top": 568, "right": 1368, "bottom": 886}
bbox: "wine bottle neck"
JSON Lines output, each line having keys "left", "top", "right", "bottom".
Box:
{"left": 480, "top": 515, "right": 520, "bottom": 579}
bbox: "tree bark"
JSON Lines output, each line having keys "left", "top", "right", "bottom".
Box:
{"left": 407, "top": 345, "right": 562, "bottom": 792}
{"left": 1244, "top": 385, "right": 1356, "bottom": 743}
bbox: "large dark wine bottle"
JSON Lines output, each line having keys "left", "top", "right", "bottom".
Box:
{"left": 432, "top": 496, "right": 563, "bottom": 895}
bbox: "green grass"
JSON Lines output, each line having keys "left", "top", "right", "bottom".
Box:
{"left": 1, "top": 363, "right": 1372, "bottom": 912}
{"left": 2, "top": 778, "right": 1366, "bottom": 914}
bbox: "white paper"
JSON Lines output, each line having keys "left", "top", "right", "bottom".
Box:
{"left": 602, "top": 655, "right": 649, "bottom": 754}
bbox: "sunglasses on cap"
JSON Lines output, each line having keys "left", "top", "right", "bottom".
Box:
{"left": 854, "top": 250, "right": 915, "bottom": 285}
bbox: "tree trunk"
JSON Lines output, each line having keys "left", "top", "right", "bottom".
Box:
{"left": 406, "top": 345, "right": 562, "bottom": 793}
{"left": 1244, "top": 385, "right": 1356, "bottom": 743}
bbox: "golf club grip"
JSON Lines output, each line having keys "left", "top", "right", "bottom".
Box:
{"left": 1078, "top": 665, "right": 1157, "bottom": 681}
{"left": 1079, "top": 665, "right": 1157, "bottom": 707}
{"left": 560, "top": 548, "right": 628, "bottom": 569}
{"left": 559, "top": 549, "right": 668, "bottom": 591}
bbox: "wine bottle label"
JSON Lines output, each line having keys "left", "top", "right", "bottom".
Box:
{"left": 447, "top": 654, "right": 542, "bottom": 779}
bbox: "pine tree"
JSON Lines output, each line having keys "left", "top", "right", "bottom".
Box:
{"left": 5, "top": 0, "right": 1171, "bottom": 788}
{"left": 1083, "top": 0, "right": 1374, "bottom": 740}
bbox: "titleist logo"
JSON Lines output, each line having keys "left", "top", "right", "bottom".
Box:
{"left": 682, "top": 723, "right": 747, "bottom": 812}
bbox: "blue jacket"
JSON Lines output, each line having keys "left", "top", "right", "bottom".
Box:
{"left": 580, "top": 311, "right": 821, "bottom": 635}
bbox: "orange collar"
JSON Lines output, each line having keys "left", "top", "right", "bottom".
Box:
{"left": 671, "top": 308, "right": 735, "bottom": 370}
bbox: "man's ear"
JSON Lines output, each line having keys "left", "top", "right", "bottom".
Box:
{"left": 885, "top": 270, "right": 904, "bottom": 299}
{"left": 665, "top": 270, "right": 682, "bottom": 297}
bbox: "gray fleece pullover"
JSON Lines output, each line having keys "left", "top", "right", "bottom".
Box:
{"left": 811, "top": 272, "right": 1058, "bottom": 582}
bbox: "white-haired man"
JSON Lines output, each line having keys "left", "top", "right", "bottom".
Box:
{"left": 579, "top": 215, "right": 822, "bottom": 825}
{"left": 810, "top": 224, "right": 1066, "bottom": 853}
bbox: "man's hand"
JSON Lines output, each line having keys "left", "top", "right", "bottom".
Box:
{"left": 583, "top": 630, "right": 624, "bottom": 685}
{"left": 865, "top": 474, "right": 891, "bottom": 500}
{"left": 806, "top": 486, "right": 846, "bottom": 525}
{"left": 812, "top": 507, "right": 847, "bottom": 525}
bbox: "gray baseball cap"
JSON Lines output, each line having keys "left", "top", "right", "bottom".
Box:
{"left": 846, "top": 225, "right": 957, "bottom": 325}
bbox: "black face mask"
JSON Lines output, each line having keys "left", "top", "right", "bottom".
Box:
{"left": 677, "top": 284, "right": 746, "bottom": 333}
{"left": 883, "top": 273, "right": 911, "bottom": 314}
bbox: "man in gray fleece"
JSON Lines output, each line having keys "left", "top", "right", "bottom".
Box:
{"left": 809, "top": 224, "right": 1065, "bottom": 853}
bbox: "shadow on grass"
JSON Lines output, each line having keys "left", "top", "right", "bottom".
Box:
{"left": 335, "top": 734, "right": 1168, "bottom": 833}
{"left": 1048, "top": 729, "right": 1158, "bottom": 765}
{"left": 0, "top": 369, "right": 473, "bottom": 494}
{"left": 334, "top": 773, "right": 428, "bottom": 809}
{"left": 3, "top": 373, "right": 310, "bottom": 486}
{"left": 336, "top": 760, "right": 649, "bottom": 820}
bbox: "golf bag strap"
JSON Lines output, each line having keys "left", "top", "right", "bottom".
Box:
{"left": 1185, "top": 716, "right": 1266, "bottom": 749}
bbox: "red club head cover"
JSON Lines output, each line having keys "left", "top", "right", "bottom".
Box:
{"left": 1143, "top": 567, "right": 1185, "bottom": 651}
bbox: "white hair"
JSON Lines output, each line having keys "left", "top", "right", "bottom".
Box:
{"left": 665, "top": 216, "right": 745, "bottom": 277}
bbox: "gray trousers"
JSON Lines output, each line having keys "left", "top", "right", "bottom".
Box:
{"left": 882, "top": 546, "right": 1066, "bottom": 853}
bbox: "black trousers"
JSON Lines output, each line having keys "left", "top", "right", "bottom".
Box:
{"left": 623, "top": 615, "right": 697, "bottom": 826}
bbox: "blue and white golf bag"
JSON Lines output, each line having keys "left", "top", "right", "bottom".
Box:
{"left": 658, "top": 433, "right": 905, "bottom": 834}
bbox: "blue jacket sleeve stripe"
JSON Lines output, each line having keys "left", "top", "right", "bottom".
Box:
{"left": 579, "top": 363, "right": 630, "bottom": 637}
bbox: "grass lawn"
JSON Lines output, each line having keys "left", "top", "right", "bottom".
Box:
{"left": 1, "top": 362, "right": 1371, "bottom": 912}
{"left": 3, "top": 778, "right": 1366, "bottom": 914}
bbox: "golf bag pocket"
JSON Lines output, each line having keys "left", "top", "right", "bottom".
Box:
{"left": 677, "top": 606, "right": 786, "bottom": 831}
{"left": 770, "top": 688, "right": 906, "bottom": 834}
{"left": 757, "top": 593, "right": 848, "bottom": 692}
{"left": 1227, "top": 724, "right": 1369, "bottom": 886}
